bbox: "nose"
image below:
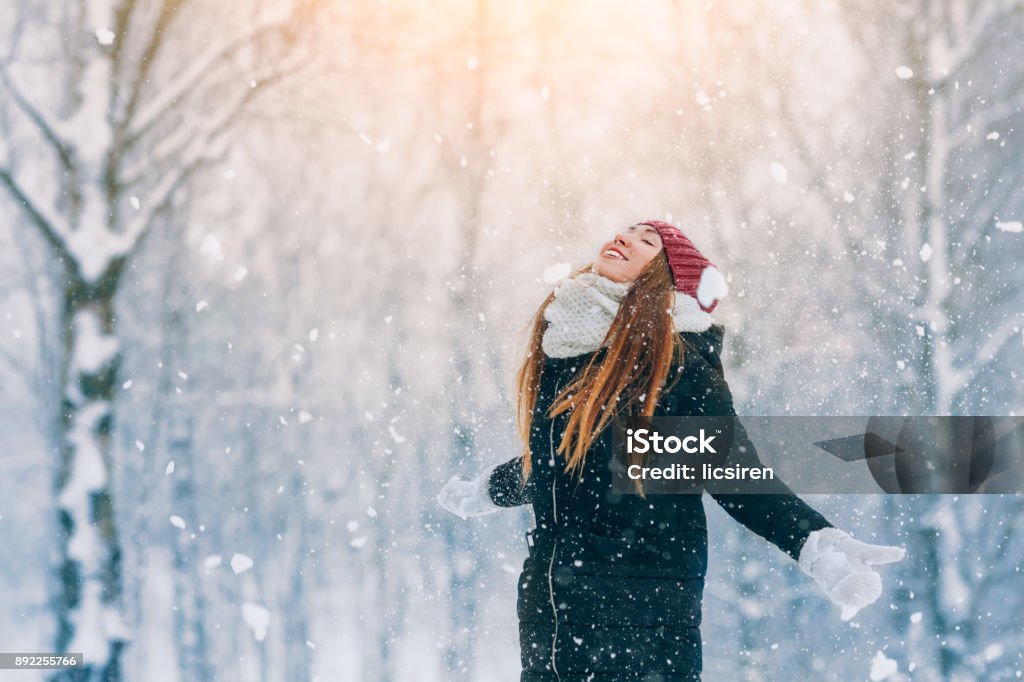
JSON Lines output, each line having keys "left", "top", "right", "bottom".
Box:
{"left": 614, "top": 231, "right": 633, "bottom": 248}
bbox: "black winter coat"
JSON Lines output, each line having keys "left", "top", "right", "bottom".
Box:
{"left": 486, "top": 324, "right": 833, "bottom": 681}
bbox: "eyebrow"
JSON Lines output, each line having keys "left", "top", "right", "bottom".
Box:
{"left": 630, "top": 225, "right": 661, "bottom": 239}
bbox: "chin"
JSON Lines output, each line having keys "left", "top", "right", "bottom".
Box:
{"left": 597, "top": 266, "right": 627, "bottom": 282}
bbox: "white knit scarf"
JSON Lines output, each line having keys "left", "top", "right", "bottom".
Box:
{"left": 541, "top": 269, "right": 714, "bottom": 359}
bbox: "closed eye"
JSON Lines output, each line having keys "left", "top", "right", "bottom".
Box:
{"left": 628, "top": 225, "right": 660, "bottom": 247}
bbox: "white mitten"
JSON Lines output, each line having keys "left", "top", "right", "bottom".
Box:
{"left": 436, "top": 463, "right": 501, "bottom": 520}
{"left": 798, "top": 527, "right": 906, "bottom": 621}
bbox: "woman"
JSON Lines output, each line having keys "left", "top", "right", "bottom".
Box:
{"left": 438, "top": 220, "right": 905, "bottom": 681}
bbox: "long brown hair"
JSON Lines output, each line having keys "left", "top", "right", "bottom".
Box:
{"left": 514, "top": 251, "right": 685, "bottom": 489}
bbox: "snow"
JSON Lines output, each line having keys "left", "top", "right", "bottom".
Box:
{"left": 869, "top": 650, "right": 898, "bottom": 680}
{"left": 230, "top": 553, "right": 254, "bottom": 574}
{"left": 71, "top": 309, "right": 119, "bottom": 375}
{"left": 95, "top": 27, "right": 115, "bottom": 45}
{"left": 984, "top": 643, "right": 1004, "bottom": 661}
{"left": 770, "top": 162, "right": 788, "bottom": 183}
{"left": 68, "top": 582, "right": 110, "bottom": 664}
{"left": 63, "top": 47, "right": 114, "bottom": 173}
{"left": 200, "top": 234, "right": 224, "bottom": 261}
{"left": 995, "top": 220, "right": 1023, "bottom": 233}
{"left": 542, "top": 262, "right": 571, "bottom": 284}
{"left": 67, "top": 517, "right": 104, "bottom": 568}
{"left": 894, "top": 66, "right": 914, "bottom": 79}
{"left": 241, "top": 602, "right": 270, "bottom": 642}
{"left": 169, "top": 515, "right": 186, "bottom": 529}
{"left": 59, "top": 402, "right": 111, "bottom": 524}
{"left": 165, "top": 460, "right": 175, "bottom": 475}
{"left": 919, "top": 243, "right": 933, "bottom": 262}
{"left": 388, "top": 424, "right": 405, "bottom": 443}
{"left": 62, "top": 571, "right": 131, "bottom": 665}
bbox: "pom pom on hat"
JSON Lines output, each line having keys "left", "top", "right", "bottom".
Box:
{"left": 638, "top": 220, "right": 728, "bottom": 313}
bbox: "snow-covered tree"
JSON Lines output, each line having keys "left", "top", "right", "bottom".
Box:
{"left": 0, "top": 1, "right": 322, "bottom": 676}
{"left": 883, "top": 495, "right": 1024, "bottom": 680}
{"left": 834, "top": 0, "right": 1024, "bottom": 415}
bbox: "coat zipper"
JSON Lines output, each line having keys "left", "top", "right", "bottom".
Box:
{"left": 547, "top": 411, "right": 562, "bottom": 680}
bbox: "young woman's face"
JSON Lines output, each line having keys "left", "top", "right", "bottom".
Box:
{"left": 593, "top": 224, "right": 664, "bottom": 282}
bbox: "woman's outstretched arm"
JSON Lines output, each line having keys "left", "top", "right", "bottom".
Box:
{"left": 672, "top": 329, "right": 905, "bottom": 619}
{"left": 666, "top": 330, "right": 833, "bottom": 557}
{"left": 680, "top": 353, "right": 833, "bottom": 560}
{"left": 706, "top": 418, "right": 833, "bottom": 560}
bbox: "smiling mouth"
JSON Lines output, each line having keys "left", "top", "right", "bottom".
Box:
{"left": 602, "top": 247, "right": 627, "bottom": 261}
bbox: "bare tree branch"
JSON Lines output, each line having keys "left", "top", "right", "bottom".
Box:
{"left": 0, "top": 167, "right": 71, "bottom": 259}
{"left": 964, "top": 313, "right": 1024, "bottom": 384}
{"left": 118, "top": 0, "right": 190, "bottom": 129}
{"left": 956, "top": 160, "right": 1024, "bottom": 263}
{"left": 124, "top": 47, "right": 310, "bottom": 252}
{"left": 8, "top": 210, "right": 62, "bottom": 439}
{"left": 947, "top": 1, "right": 1021, "bottom": 74}
{"left": 0, "top": 64, "right": 75, "bottom": 170}
{"left": 950, "top": 94, "right": 1024, "bottom": 149}
{"left": 124, "top": 14, "right": 295, "bottom": 145}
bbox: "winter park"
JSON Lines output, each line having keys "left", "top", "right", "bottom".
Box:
{"left": 1, "top": 1, "right": 1023, "bottom": 681}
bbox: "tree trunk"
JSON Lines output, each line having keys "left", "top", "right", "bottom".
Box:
{"left": 168, "top": 412, "right": 212, "bottom": 681}
{"left": 52, "top": 268, "right": 128, "bottom": 681}
{"left": 283, "top": 468, "right": 313, "bottom": 682}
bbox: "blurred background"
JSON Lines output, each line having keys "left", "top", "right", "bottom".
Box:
{"left": 1, "top": 0, "right": 1022, "bottom": 680}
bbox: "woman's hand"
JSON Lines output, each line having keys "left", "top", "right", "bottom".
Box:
{"left": 798, "top": 527, "right": 906, "bottom": 621}
{"left": 436, "top": 464, "right": 501, "bottom": 520}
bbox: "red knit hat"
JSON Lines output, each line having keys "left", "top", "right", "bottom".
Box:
{"left": 638, "top": 220, "right": 728, "bottom": 313}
